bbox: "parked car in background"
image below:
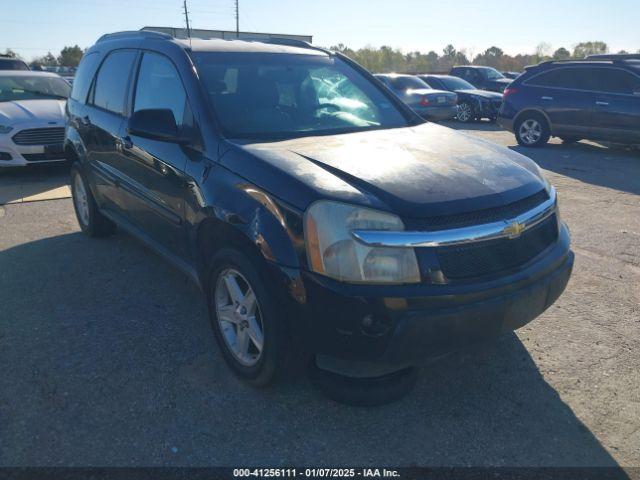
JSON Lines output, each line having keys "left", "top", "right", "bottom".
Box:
{"left": 502, "top": 71, "right": 521, "bottom": 79}
{"left": 498, "top": 59, "right": 640, "bottom": 147}
{"left": 0, "top": 71, "right": 70, "bottom": 166}
{"left": 374, "top": 73, "right": 457, "bottom": 120}
{"left": 419, "top": 74, "right": 503, "bottom": 122}
{"left": 450, "top": 66, "right": 512, "bottom": 92}
{"left": 66, "top": 31, "right": 572, "bottom": 401}
{"left": 0, "top": 55, "right": 30, "bottom": 71}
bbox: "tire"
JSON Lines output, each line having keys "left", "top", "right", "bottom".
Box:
{"left": 515, "top": 112, "right": 550, "bottom": 147}
{"left": 560, "top": 136, "right": 581, "bottom": 144}
{"left": 456, "top": 101, "right": 474, "bottom": 123}
{"left": 309, "top": 361, "right": 418, "bottom": 406}
{"left": 206, "top": 247, "right": 294, "bottom": 387}
{"left": 70, "top": 165, "right": 116, "bottom": 237}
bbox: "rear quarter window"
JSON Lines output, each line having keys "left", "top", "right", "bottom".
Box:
{"left": 70, "top": 52, "right": 100, "bottom": 103}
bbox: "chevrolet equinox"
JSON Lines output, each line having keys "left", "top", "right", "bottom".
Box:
{"left": 66, "top": 31, "right": 574, "bottom": 390}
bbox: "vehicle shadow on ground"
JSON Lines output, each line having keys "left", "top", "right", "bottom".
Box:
{"left": 439, "top": 119, "right": 504, "bottom": 132}
{"left": 441, "top": 120, "right": 640, "bottom": 195}
{"left": 0, "top": 163, "right": 70, "bottom": 204}
{"left": 509, "top": 142, "right": 640, "bottom": 195}
{"left": 0, "top": 230, "right": 627, "bottom": 471}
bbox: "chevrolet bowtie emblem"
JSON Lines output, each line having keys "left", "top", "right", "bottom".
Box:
{"left": 503, "top": 220, "right": 526, "bottom": 238}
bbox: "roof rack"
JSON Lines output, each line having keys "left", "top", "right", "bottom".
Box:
{"left": 96, "top": 30, "right": 171, "bottom": 44}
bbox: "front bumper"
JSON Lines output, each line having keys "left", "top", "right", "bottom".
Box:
{"left": 278, "top": 223, "right": 572, "bottom": 376}
{"left": 0, "top": 136, "right": 66, "bottom": 167}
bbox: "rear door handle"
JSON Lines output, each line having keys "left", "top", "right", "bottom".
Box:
{"left": 596, "top": 101, "right": 610, "bottom": 106}
{"left": 541, "top": 96, "right": 554, "bottom": 101}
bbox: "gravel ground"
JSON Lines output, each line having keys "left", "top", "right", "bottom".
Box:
{"left": 0, "top": 125, "right": 638, "bottom": 468}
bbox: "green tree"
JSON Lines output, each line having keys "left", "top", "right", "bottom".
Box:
{"left": 57, "top": 45, "right": 84, "bottom": 67}
{"left": 572, "top": 41, "right": 608, "bottom": 58}
{"left": 552, "top": 47, "right": 571, "bottom": 60}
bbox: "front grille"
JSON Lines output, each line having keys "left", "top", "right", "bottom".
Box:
{"left": 12, "top": 127, "right": 65, "bottom": 146}
{"left": 412, "top": 189, "right": 549, "bottom": 231}
{"left": 492, "top": 99, "right": 502, "bottom": 110}
{"left": 437, "top": 214, "right": 559, "bottom": 280}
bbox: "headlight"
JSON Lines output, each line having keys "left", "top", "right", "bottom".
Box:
{"left": 304, "top": 201, "right": 420, "bottom": 284}
{"left": 0, "top": 125, "right": 13, "bottom": 134}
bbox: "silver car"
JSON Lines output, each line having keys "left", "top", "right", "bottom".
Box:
{"left": 374, "top": 73, "right": 457, "bottom": 120}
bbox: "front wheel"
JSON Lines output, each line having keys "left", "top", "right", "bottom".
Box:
{"left": 515, "top": 113, "right": 550, "bottom": 147}
{"left": 456, "top": 101, "right": 474, "bottom": 123}
{"left": 206, "top": 247, "right": 295, "bottom": 386}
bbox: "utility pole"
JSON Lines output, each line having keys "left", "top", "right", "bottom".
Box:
{"left": 235, "top": 0, "right": 239, "bottom": 38}
{"left": 183, "top": 0, "right": 192, "bottom": 40}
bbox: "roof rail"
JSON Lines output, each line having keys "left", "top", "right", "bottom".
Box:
{"left": 96, "top": 30, "right": 171, "bottom": 44}
{"left": 587, "top": 53, "right": 640, "bottom": 61}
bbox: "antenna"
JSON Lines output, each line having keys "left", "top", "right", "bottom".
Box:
{"left": 183, "top": 0, "right": 192, "bottom": 44}
{"left": 235, "top": 0, "right": 239, "bottom": 38}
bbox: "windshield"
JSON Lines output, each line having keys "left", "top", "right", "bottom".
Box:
{"left": 481, "top": 67, "right": 505, "bottom": 80}
{"left": 0, "top": 75, "right": 70, "bottom": 101}
{"left": 439, "top": 76, "right": 475, "bottom": 90}
{"left": 193, "top": 52, "right": 411, "bottom": 140}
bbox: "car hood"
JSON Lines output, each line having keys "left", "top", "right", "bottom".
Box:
{"left": 457, "top": 89, "right": 503, "bottom": 99}
{"left": 0, "top": 99, "right": 66, "bottom": 125}
{"left": 227, "top": 123, "right": 546, "bottom": 218}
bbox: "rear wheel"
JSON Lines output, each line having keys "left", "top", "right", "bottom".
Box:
{"left": 70, "top": 165, "right": 116, "bottom": 237}
{"left": 515, "top": 113, "right": 550, "bottom": 147}
{"left": 456, "top": 101, "right": 474, "bottom": 123}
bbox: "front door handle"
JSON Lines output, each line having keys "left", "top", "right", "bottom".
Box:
{"left": 596, "top": 101, "right": 610, "bottom": 106}
{"left": 541, "top": 96, "right": 554, "bottom": 101}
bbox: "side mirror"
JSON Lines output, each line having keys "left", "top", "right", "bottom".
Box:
{"left": 127, "top": 109, "right": 184, "bottom": 143}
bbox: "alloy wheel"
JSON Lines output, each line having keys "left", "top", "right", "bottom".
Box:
{"left": 518, "top": 119, "right": 542, "bottom": 145}
{"left": 214, "top": 268, "right": 265, "bottom": 367}
{"left": 73, "top": 174, "right": 90, "bottom": 226}
{"left": 457, "top": 103, "right": 472, "bottom": 122}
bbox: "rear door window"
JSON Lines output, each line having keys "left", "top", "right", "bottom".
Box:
{"left": 91, "top": 50, "right": 137, "bottom": 115}
{"left": 527, "top": 67, "right": 598, "bottom": 90}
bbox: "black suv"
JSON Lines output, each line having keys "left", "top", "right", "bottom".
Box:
{"left": 66, "top": 31, "right": 573, "bottom": 390}
{"left": 450, "top": 66, "right": 512, "bottom": 92}
{"left": 498, "top": 59, "right": 640, "bottom": 147}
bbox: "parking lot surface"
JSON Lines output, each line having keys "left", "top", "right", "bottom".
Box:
{"left": 0, "top": 124, "right": 638, "bottom": 468}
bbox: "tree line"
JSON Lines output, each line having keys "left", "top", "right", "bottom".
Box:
{"left": 3, "top": 40, "right": 638, "bottom": 71}
{"left": 329, "top": 41, "right": 638, "bottom": 73}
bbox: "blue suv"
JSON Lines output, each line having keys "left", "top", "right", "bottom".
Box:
{"left": 498, "top": 58, "right": 640, "bottom": 147}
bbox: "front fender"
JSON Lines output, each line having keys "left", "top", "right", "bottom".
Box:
{"left": 185, "top": 161, "right": 304, "bottom": 270}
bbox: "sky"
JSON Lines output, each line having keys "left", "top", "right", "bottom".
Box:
{"left": 1, "top": 0, "right": 638, "bottom": 61}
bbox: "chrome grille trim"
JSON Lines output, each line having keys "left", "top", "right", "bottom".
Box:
{"left": 12, "top": 127, "right": 65, "bottom": 146}
{"left": 351, "top": 187, "right": 557, "bottom": 248}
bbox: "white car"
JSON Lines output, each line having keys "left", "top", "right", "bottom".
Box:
{"left": 0, "top": 71, "right": 70, "bottom": 167}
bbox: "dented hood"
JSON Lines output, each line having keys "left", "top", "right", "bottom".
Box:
{"left": 226, "top": 123, "right": 546, "bottom": 217}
